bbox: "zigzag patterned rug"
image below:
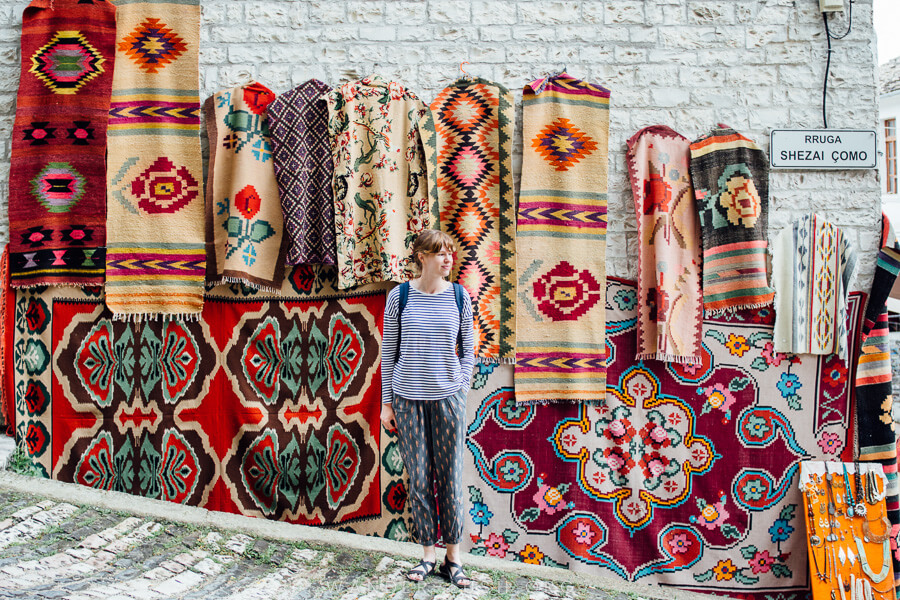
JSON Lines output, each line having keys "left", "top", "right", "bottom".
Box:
{"left": 8, "top": 0, "right": 116, "bottom": 287}
{"left": 104, "top": 0, "right": 205, "bottom": 319}
{"left": 515, "top": 74, "right": 610, "bottom": 404}
{"left": 425, "top": 78, "right": 516, "bottom": 363}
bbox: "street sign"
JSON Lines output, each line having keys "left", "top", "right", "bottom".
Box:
{"left": 769, "top": 129, "right": 876, "bottom": 169}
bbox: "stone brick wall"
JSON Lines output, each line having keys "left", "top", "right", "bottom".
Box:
{"left": 0, "top": 0, "right": 882, "bottom": 288}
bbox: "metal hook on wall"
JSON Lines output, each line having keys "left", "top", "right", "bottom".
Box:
{"left": 459, "top": 61, "right": 472, "bottom": 80}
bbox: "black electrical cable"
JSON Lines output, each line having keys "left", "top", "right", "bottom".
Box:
{"left": 822, "top": 0, "right": 854, "bottom": 129}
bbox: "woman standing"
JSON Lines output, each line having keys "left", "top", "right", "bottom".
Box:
{"left": 380, "top": 229, "right": 475, "bottom": 588}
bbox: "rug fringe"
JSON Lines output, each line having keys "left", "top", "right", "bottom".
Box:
{"left": 112, "top": 312, "right": 202, "bottom": 323}
{"left": 475, "top": 356, "right": 517, "bottom": 365}
{"left": 208, "top": 277, "right": 282, "bottom": 295}
{"left": 10, "top": 281, "right": 101, "bottom": 290}
{"left": 636, "top": 352, "right": 701, "bottom": 365}
{"left": 704, "top": 300, "right": 773, "bottom": 317}
{"left": 515, "top": 398, "right": 604, "bottom": 407}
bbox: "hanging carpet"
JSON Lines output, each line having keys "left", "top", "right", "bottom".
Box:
{"left": 205, "top": 82, "right": 287, "bottom": 291}
{"left": 424, "top": 78, "right": 516, "bottom": 364}
{"left": 625, "top": 125, "right": 703, "bottom": 364}
{"left": 690, "top": 125, "right": 774, "bottom": 314}
{"left": 266, "top": 79, "right": 335, "bottom": 266}
{"left": 464, "top": 278, "right": 863, "bottom": 598}
{"left": 105, "top": 0, "right": 205, "bottom": 319}
{"left": 8, "top": 0, "right": 115, "bottom": 288}
{"left": 514, "top": 73, "right": 610, "bottom": 404}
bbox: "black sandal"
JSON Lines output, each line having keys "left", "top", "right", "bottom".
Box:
{"left": 439, "top": 560, "right": 471, "bottom": 589}
{"left": 406, "top": 560, "right": 435, "bottom": 582}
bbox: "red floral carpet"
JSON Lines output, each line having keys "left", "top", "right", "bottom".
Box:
{"left": 463, "top": 278, "right": 861, "bottom": 598}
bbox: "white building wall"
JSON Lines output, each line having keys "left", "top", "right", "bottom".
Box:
{"left": 0, "top": 0, "right": 883, "bottom": 290}
{"left": 880, "top": 91, "right": 900, "bottom": 227}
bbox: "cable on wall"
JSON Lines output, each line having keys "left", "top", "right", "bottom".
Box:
{"left": 822, "top": 0, "right": 854, "bottom": 129}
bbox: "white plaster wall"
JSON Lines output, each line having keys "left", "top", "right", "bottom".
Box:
{"left": 0, "top": 0, "right": 882, "bottom": 290}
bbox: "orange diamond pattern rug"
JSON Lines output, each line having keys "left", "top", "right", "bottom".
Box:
{"left": 424, "top": 78, "right": 516, "bottom": 363}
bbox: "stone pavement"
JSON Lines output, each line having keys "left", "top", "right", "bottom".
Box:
{"left": 0, "top": 459, "right": 710, "bottom": 600}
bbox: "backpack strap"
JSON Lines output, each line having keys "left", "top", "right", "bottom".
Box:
{"left": 395, "top": 282, "right": 410, "bottom": 363}
{"left": 453, "top": 282, "right": 465, "bottom": 358}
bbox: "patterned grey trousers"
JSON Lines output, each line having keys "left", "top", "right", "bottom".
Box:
{"left": 392, "top": 388, "right": 466, "bottom": 546}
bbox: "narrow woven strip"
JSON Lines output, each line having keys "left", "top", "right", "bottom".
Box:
{"left": 205, "top": 82, "right": 286, "bottom": 292}
{"left": 773, "top": 213, "right": 856, "bottom": 360}
{"left": 105, "top": 0, "right": 205, "bottom": 318}
{"left": 625, "top": 125, "right": 702, "bottom": 364}
{"left": 0, "top": 246, "right": 13, "bottom": 435}
{"left": 267, "top": 79, "right": 336, "bottom": 266}
{"left": 8, "top": 0, "right": 115, "bottom": 287}
{"left": 426, "top": 78, "right": 516, "bottom": 363}
{"left": 689, "top": 125, "right": 774, "bottom": 313}
{"left": 514, "top": 73, "right": 609, "bottom": 404}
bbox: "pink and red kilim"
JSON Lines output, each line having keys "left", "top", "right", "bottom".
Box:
{"left": 8, "top": 0, "right": 116, "bottom": 287}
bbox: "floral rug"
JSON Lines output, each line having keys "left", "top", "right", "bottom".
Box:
{"left": 462, "top": 278, "right": 862, "bottom": 598}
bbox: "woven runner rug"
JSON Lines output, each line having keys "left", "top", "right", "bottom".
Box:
{"left": 772, "top": 214, "right": 856, "bottom": 360}
{"left": 514, "top": 73, "right": 609, "bottom": 404}
{"left": 464, "top": 278, "right": 863, "bottom": 598}
{"left": 205, "top": 82, "right": 286, "bottom": 291}
{"left": 268, "top": 79, "right": 336, "bottom": 266}
{"left": 324, "top": 75, "right": 433, "bottom": 289}
{"left": 689, "top": 125, "right": 774, "bottom": 314}
{"left": 855, "top": 217, "right": 900, "bottom": 589}
{"left": 426, "top": 78, "right": 516, "bottom": 363}
{"left": 8, "top": 0, "right": 115, "bottom": 287}
{"left": 0, "top": 247, "right": 12, "bottom": 435}
{"left": 105, "top": 0, "right": 205, "bottom": 319}
{"left": 625, "top": 125, "right": 702, "bottom": 364}
{"left": 13, "top": 268, "right": 395, "bottom": 529}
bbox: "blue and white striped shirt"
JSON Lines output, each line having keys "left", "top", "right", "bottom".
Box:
{"left": 381, "top": 283, "right": 475, "bottom": 403}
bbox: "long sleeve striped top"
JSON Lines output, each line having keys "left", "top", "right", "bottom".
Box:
{"left": 381, "top": 283, "right": 475, "bottom": 403}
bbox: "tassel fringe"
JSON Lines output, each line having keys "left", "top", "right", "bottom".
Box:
{"left": 515, "top": 398, "right": 605, "bottom": 407}
{"left": 475, "top": 356, "right": 517, "bottom": 365}
{"left": 636, "top": 352, "right": 701, "bottom": 365}
{"left": 208, "top": 277, "right": 283, "bottom": 295}
{"left": 112, "top": 312, "right": 202, "bottom": 323}
{"left": 704, "top": 300, "right": 773, "bottom": 318}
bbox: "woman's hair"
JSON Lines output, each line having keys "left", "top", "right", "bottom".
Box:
{"left": 411, "top": 229, "right": 456, "bottom": 270}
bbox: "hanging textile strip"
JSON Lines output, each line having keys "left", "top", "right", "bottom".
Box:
{"left": 8, "top": 0, "right": 116, "bottom": 287}
{"left": 267, "top": 79, "right": 337, "bottom": 266}
{"left": 625, "top": 125, "right": 702, "bottom": 364}
{"left": 204, "top": 82, "right": 286, "bottom": 292}
{"left": 689, "top": 125, "right": 774, "bottom": 314}
{"left": 324, "top": 75, "right": 433, "bottom": 290}
{"left": 427, "top": 78, "right": 516, "bottom": 363}
{"left": 0, "top": 247, "right": 13, "bottom": 435}
{"left": 105, "top": 0, "right": 205, "bottom": 319}
{"left": 856, "top": 214, "right": 900, "bottom": 590}
{"left": 514, "top": 73, "right": 610, "bottom": 404}
{"left": 773, "top": 213, "right": 856, "bottom": 360}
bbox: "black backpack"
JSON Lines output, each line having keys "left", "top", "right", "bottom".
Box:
{"left": 395, "top": 281, "right": 466, "bottom": 362}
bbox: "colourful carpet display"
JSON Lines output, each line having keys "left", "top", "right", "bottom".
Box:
{"left": 13, "top": 268, "right": 408, "bottom": 534}
{"left": 205, "top": 82, "right": 286, "bottom": 291}
{"left": 464, "top": 278, "right": 862, "bottom": 598}
{"left": 9, "top": 0, "right": 115, "bottom": 287}
{"left": 626, "top": 125, "right": 703, "bottom": 364}
{"left": 266, "top": 79, "right": 336, "bottom": 266}
{"left": 515, "top": 74, "right": 610, "bottom": 404}
{"left": 324, "top": 75, "right": 433, "bottom": 290}
{"left": 773, "top": 214, "right": 856, "bottom": 360}
{"left": 426, "top": 78, "right": 516, "bottom": 363}
{"left": 690, "top": 126, "right": 774, "bottom": 314}
{"left": 105, "top": 0, "right": 205, "bottom": 319}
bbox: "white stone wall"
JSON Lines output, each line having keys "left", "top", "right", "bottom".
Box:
{"left": 0, "top": 0, "right": 882, "bottom": 289}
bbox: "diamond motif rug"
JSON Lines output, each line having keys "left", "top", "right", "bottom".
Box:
{"left": 205, "top": 82, "right": 286, "bottom": 291}
{"left": 464, "top": 278, "right": 862, "bottom": 597}
{"left": 690, "top": 126, "right": 774, "bottom": 314}
{"left": 425, "top": 78, "right": 516, "bottom": 364}
{"left": 8, "top": 0, "right": 116, "bottom": 287}
{"left": 515, "top": 74, "right": 610, "bottom": 404}
{"left": 626, "top": 125, "right": 703, "bottom": 364}
{"left": 14, "top": 269, "right": 395, "bottom": 529}
{"left": 268, "top": 79, "right": 336, "bottom": 266}
{"left": 104, "top": 0, "right": 205, "bottom": 319}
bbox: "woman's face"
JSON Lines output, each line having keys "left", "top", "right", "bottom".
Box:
{"left": 419, "top": 245, "right": 453, "bottom": 277}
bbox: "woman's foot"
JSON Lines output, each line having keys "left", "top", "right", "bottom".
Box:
{"left": 439, "top": 560, "right": 471, "bottom": 588}
{"left": 406, "top": 560, "right": 436, "bottom": 582}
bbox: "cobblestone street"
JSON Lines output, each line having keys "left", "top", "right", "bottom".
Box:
{"left": 0, "top": 471, "right": 707, "bottom": 600}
